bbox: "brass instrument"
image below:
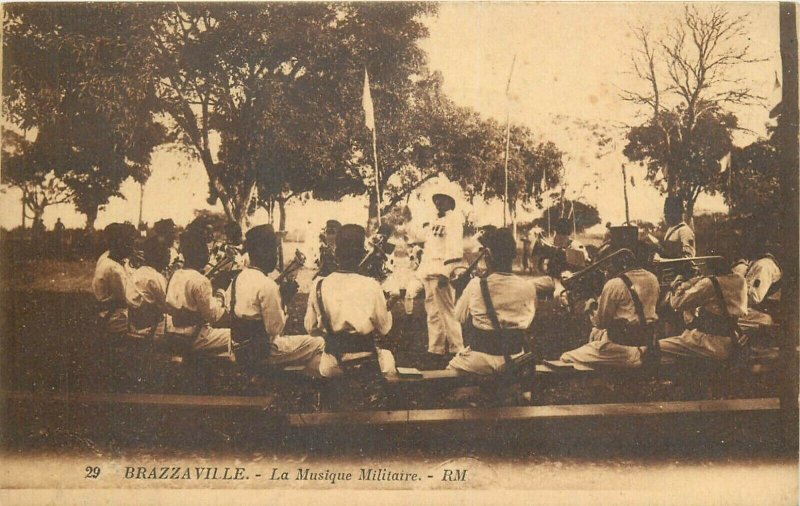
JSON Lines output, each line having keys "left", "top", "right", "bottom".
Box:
{"left": 651, "top": 255, "right": 723, "bottom": 289}
{"left": 276, "top": 249, "right": 306, "bottom": 284}
{"left": 450, "top": 247, "right": 490, "bottom": 298}
{"left": 561, "top": 248, "right": 637, "bottom": 308}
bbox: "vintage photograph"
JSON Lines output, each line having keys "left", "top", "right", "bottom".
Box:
{"left": 0, "top": 2, "right": 797, "bottom": 503}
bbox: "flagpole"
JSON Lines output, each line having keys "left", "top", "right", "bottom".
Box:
{"left": 372, "top": 127, "right": 381, "bottom": 226}
{"left": 503, "top": 55, "right": 516, "bottom": 229}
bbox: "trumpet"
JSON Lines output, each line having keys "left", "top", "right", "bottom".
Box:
{"left": 561, "top": 248, "right": 636, "bottom": 308}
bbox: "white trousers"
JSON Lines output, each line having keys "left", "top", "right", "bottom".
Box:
{"left": 660, "top": 330, "right": 732, "bottom": 361}
{"left": 422, "top": 276, "right": 463, "bottom": 354}
{"left": 267, "top": 334, "right": 325, "bottom": 368}
{"left": 447, "top": 347, "right": 525, "bottom": 375}
{"left": 404, "top": 276, "right": 425, "bottom": 315}
{"left": 311, "top": 349, "right": 396, "bottom": 378}
{"left": 560, "top": 328, "right": 643, "bottom": 368}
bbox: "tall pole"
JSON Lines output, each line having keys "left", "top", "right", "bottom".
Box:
{"left": 503, "top": 55, "right": 516, "bottom": 229}
{"left": 621, "top": 163, "right": 630, "bottom": 225}
{"left": 138, "top": 181, "right": 145, "bottom": 227}
{"left": 372, "top": 127, "right": 381, "bottom": 226}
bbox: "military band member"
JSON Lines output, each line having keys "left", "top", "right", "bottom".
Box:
{"left": 660, "top": 196, "right": 696, "bottom": 259}
{"left": 93, "top": 223, "right": 136, "bottom": 336}
{"left": 733, "top": 242, "right": 782, "bottom": 327}
{"left": 532, "top": 218, "right": 589, "bottom": 300}
{"left": 419, "top": 190, "right": 465, "bottom": 357}
{"left": 448, "top": 228, "right": 536, "bottom": 375}
{"left": 560, "top": 250, "right": 660, "bottom": 368}
{"left": 125, "top": 235, "right": 169, "bottom": 341}
{"left": 314, "top": 219, "right": 341, "bottom": 279}
{"left": 404, "top": 240, "right": 425, "bottom": 316}
{"left": 164, "top": 231, "right": 231, "bottom": 356}
{"left": 659, "top": 258, "right": 747, "bottom": 361}
{"left": 304, "top": 224, "right": 395, "bottom": 378}
{"left": 227, "top": 225, "right": 324, "bottom": 372}
{"left": 154, "top": 218, "right": 181, "bottom": 276}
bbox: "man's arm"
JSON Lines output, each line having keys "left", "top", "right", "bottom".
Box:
{"left": 304, "top": 278, "right": 321, "bottom": 334}
{"left": 454, "top": 278, "right": 476, "bottom": 324}
{"left": 668, "top": 276, "right": 711, "bottom": 312}
{"left": 747, "top": 263, "right": 776, "bottom": 305}
{"left": 592, "top": 279, "right": 624, "bottom": 329}
{"left": 193, "top": 276, "right": 226, "bottom": 324}
{"left": 258, "top": 281, "right": 287, "bottom": 339}
{"left": 371, "top": 281, "right": 393, "bottom": 336}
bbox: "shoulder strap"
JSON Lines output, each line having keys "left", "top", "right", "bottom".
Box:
{"left": 707, "top": 276, "right": 732, "bottom": 319}
{"left": 230, "top": 271, "right": 241, "bottom": 319}
{"left": 664, "top": 223, "right": 685, "bottom": 242}
{"left": 618, "top": 273, "right": 647, "bottom": 327}
{"left": 479, "top": 277, "right": 502, "bottom": 331}
{"left": 316, "top": 278, "right": 335, "bottom": 335}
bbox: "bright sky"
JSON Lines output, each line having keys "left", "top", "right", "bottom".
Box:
{"left": 0, "top": 2, "right": 784, "bottom": 231}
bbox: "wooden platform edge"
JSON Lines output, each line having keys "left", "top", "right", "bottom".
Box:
{"left": 1, "top": 390, "right": 278, "bottom": 409}
{"left": 287, "top": 397, "right": 781, "bottom": 427}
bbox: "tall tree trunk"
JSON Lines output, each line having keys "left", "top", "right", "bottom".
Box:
{"left": 277, "top": 197, "right": 287, "bottom": 232}
{"left": 84, "top": 205, "right": 98, "bottom": 230}
{"left": 778, "top": 0, "right": 799, "bottom": 447}
{"left": 684, "top": 196, "right": 695, "bottom": 229}
{"left": 20, "top": 188, "right": 26, "bottom": 230}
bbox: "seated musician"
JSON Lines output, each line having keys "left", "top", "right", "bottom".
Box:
{"left": 733, "top": 238, "right": 782, "bottom": 327}
{"left": 125, "top": 235, "right": 170, "bottom": 341}
{"left": 659, "top": 196, "right": 695, "bottom": 259}
{"left": 304, "top": 224, "right": 395, "bottom": 378}
{"left": 164, "top": 230, "right": 231, "bottom": 356}
{"left": 448, "top": 227, "right": 536, "bottom": 375}
{"left": 560, "top": 249, "right": 659, "bottom": 368}
{"left": 93, "top": 223, "right": 136, "bottom": 336}
{"left": 227, "top": 225, "right": 324, "bottom": 372}
{"left": 532, "top": 218, "right": 590, "bottom": 301}
{"left": 660, "top": 258, "right": 747, "bottom": 361}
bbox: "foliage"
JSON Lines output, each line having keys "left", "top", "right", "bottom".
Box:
{"left": 621, "top": 5, "right": 762, "bottom": 220}
{"left": 3, "top": 4, "right": 166, "bottom": 228}
{"left": 532, "top": 200, "right": 601, "bottom": 234}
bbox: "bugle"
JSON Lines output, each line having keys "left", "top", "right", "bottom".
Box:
{"left": 276, "top": 249, "right": 306, "bottom": 285}
{"left": 651, "top": 255, "right": 723, "bottom": 289}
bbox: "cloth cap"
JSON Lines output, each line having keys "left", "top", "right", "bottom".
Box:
{"left": 153, "top": 218, "right": 176, "bottom": 235}
{"left": 325, "top": 220, "right": 342, "bottom": 234}
{"left": 244, "top": 224, "right": 277, "bottom": 255}
{"left": 664, "top": 196, "right": 684, "bottom": 215}
{"left": 336, "top": 224, "right": 367, "bottom": 263}
{"left": 180, "top": 230, "right": 209, "bottom": 267}
{"left": 478, "top": 227, "right": 516, "bottom": 261}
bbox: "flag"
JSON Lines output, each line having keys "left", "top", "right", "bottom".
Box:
{"left": 362, "top": 68, "right": 375, "bottom": 132}
{"left": 718, "top": 151, "right": 732, "bottom": 173}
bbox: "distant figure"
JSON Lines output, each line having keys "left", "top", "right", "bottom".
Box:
{"left": 53, "top": 218, "right": 66, "bottom": 255}
{"left": 520, "top": 231, "right": 531, "bottom": 272}
{"left": 314, "top": 220, "right": 341, "bottom": 279}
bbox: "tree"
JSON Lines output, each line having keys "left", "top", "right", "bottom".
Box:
{"left": 532, "top": 200, "right": 601, "bottom": 234}
{"left": 148, "top": 4, "right": 436, "bottom": 229}
{"left": 723, "top": 139, "right": 780, "bottom": 220}
{"left": 1, "top": 130, "right": 72, "bottom": 227}
{"left": 470, "top": 121, "right": 564, "bottom": 232}
{"left": 3, "top": 4, "right": 166, "bottom": 228}
{"left": 624, "top": 106, "right": 737, "bottom": 221}
{"left": 621, "top": 5, "right": 763, "bottom": 223}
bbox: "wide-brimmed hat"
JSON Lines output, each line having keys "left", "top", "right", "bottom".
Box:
{"left": 432, "top": 192, "right": 456, "bottom": 210}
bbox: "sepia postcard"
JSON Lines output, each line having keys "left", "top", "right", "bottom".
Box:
{"left": 0, "top": 1, "right": 797, "bottom": 504}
